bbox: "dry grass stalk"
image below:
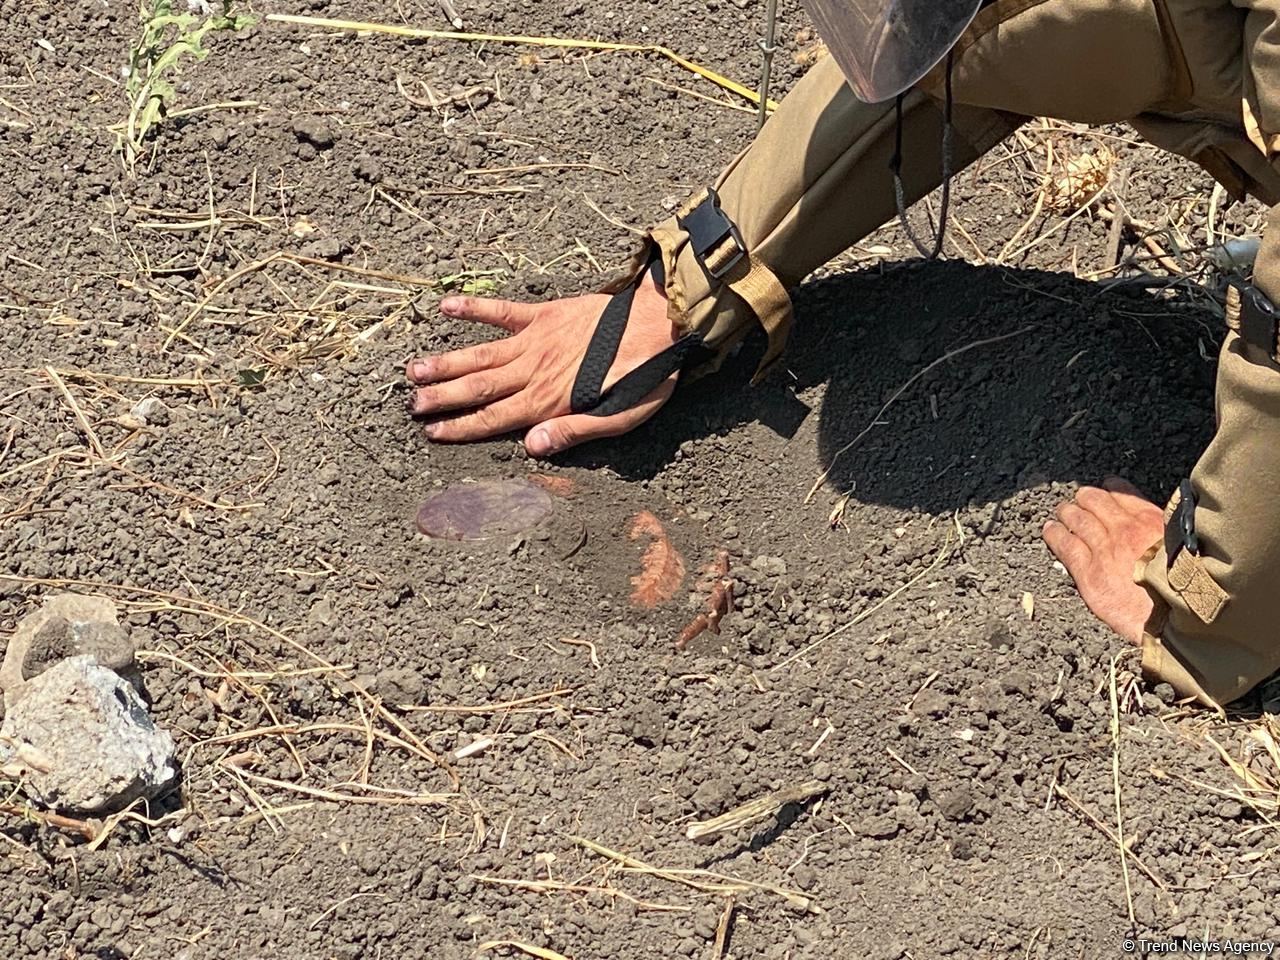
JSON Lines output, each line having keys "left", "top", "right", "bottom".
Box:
{"left": 136, "top": 649, "right": 347, "bottom": 681}
{"left": 1, "top": 578, "right": 471, "bottom": 829}
{"left": 87, "top": 454, "right": 261, "bottom": 512}
{"left": 473, "top": 875, "right": 687, "bottom": 913}
{"left": 476, "top": 941, "right": 569, "bottom": 960}
{"left": 264, "top": 14, "right": 778, "bottom": 110}
{"left": 712, "top": 896, "right": 736, "bottom": 959}
{"left": 1199, "top": 716, "right": 1280, "bottom": 826}
{"left": 42, "top": 368, "right": 224, "bottom": 389}
{"left": 771, "top": 535, "right": 954, "bottom": 671}
{"left": 643, "top": 75, "right": 756, "bottom": 115}
{"left": 1108, "top": 657, "right": 1136, "bottom": 925}
{"left": 165, "top": 249, "right": 501, "bottom": 373}
{"left": 43, "top": 367, "right": 106, "bottom": 460}
{"left": 685, "top": 780, "right": 827, "bottom": 840}
{"left": 0, "top": 829, "right": 45, "bottom": 868}
{"left": 220, "top": 766, "right": 454, "bottom": 807}
{"left": 570, "top": 835, "right": 816, "bottom": 912}
{"left": 398, "top": 687, "right": 574, "bottom": 714}
{"left": 308, "top": 892, "right": 389, "bottom": 931}
{"left": 995, "top": 123, "right": 1115, "bottom": 265}
{"left": 1045, "top": 147, "right": 1115, "bottom": 213}
{"left": 0, "top": 802, "right": 101, "bottom": 842}
{"left": 1053, "top": 784, "right": 1167, "bottom": 892}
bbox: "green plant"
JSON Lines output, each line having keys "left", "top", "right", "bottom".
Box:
{"left": 117, "top": 0, "right": 255, "bottom": 168}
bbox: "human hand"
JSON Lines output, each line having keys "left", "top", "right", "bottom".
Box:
{"left": 406, "top": 272, "right": 680, "bottom": 457}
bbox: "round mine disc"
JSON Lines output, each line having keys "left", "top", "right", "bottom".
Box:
{"left": 415, "top": 478, "right": 554, "bottom": 541}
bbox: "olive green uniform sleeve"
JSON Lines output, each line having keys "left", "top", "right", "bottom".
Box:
{"left": 1136, "top": 0, "right": 1280, "bottom": 706}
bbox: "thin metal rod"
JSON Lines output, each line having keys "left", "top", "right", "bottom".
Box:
{"left": 756, "top": 0, "right": 779, "bottom": 130}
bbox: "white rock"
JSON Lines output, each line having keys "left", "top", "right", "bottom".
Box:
{"left": 0, "top": 656, "right": 177, "bottom": 813}
{"left": 1, "top": 593, "right": 127, "bottom": 705}
{"left": 130, "top": 396, "right": 170, "bottom": 426}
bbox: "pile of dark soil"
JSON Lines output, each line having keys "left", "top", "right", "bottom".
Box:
{"left": 2, "top": 1, "right": 1277, "bottom": 958}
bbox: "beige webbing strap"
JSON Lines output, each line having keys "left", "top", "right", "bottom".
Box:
{"left": 704, "top": 245, "right": 793, "bottom": 382}
{"left": 679, "top": 190, "right": 793, "bottom": 382}
{"left": 1162, "top": 488, "right": 1229, "bottom": 625}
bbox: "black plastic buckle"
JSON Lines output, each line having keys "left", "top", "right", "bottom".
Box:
{"left": 679, "top": 188, "right": 746, "bottom": 281}
{"left": 1236, "top": 282, "right": 1280, "bottom": 359}
{"left": 1165, "top": 478, "right": 1199, "bottom": 568}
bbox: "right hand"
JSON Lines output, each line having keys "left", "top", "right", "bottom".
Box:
{"left": 405, "top": 270, "right": 681, "bottom": 457}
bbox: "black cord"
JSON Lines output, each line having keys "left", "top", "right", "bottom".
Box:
{"left": 890, "top": 51, "right": 955, "bottom": 260}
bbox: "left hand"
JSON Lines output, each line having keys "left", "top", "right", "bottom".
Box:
{"left": 1042, "top": 477, "right": 1162, "bottom": 645}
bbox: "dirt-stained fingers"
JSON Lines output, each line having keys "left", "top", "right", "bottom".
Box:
{"left": 439, "top": 296, "right": 539, "bottom": 332}
{"left": 423, "top": 395, "right": 537, "bottom": 442}
{"left": 411, "top": 369, "right": 531, "bottom": 416}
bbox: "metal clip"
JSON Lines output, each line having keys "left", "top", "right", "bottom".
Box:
{"left": 1165, "top": 478, "right": 1199, "bottom": 568}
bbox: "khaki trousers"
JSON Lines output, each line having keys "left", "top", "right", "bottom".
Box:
{"left": 641, "top": 0, "right": 1280, "bottom": 707}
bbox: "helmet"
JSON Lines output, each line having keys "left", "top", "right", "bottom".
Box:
{"left": 799, "top": 0, "right": 982, "bottom": 103}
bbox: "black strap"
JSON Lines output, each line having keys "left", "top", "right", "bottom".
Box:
{"left": 570, "top": 264, "right": 713, "bottom": 417}
{"left": 1236, "top": 280, "right": 1280, "bottom": 359}
{"left": 570, "top": 280, "right": 635, "bottom": 413}
{"left": 581, "top": 333, "right": 713, "bottom": 417}
{"left": 889, "top": 51, "right": 955, "bottom": 261}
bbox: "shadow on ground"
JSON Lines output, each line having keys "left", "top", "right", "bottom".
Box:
{"left": 567, "top": 260, "right": 1220, "bottom": 509}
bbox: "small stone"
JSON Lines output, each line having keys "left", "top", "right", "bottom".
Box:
{"left": 691, "top": 776, "right": 734, "bottom": 815}
{"left": 999, "top": 670, "right": 1033, "bottom": 698}
{"left": 131, "top": 396, "right": 170, "bottom": 426}
{"left": 858, "top": 815, "right": 899, "bottom": 839}
{"left": 23, "top": 617, "right": 134, "bottom": 680}
{"left": 750, "top": 555, "right": 787, "bottom": 578}
{"left": 912, "top": 688, "right": 950, "bottom": 718}
{"left": 292, "top": 115, "right": 335, "bottom": 149}
{"left": 936, "top": 785, "right": 975, "bottom": 822}
{"left": 692, "top": 905, "right": 719, "bottom": 940}
{"left": 2, "top": 593, "right": 131, "bottom": 701}
{"left": 353, "top": 153, "right": 382, "bottom": 183}
{"left": 300, "top": 236, "right": 348, "bottom": 262}
{"left": 622, "top": 703, "right": 665, "bottom": 747}
{"left": 368, "top": 667, "right": 426, "bottom": 705}
{"left": 1219, "top": 800, "right": 1244, "bottom": 820}
{"left": 0, "top": 656, "right": 177, "bottom": 813}
{"left": 791, "top": 864, "right": 817, "bottom": 890}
